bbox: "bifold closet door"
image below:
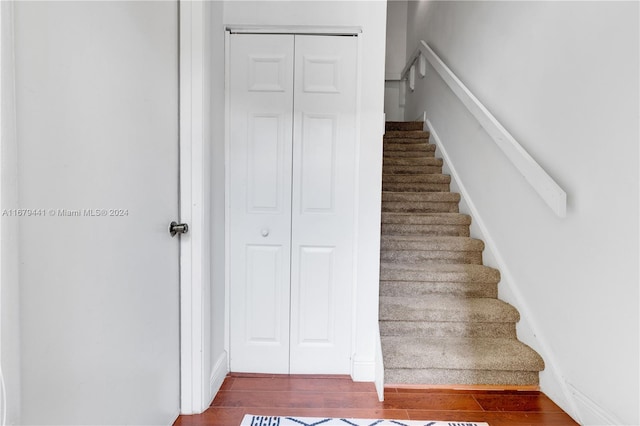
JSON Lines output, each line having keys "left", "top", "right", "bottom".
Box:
{"left": 229, "top": 33, "right": 357, "bottom": 374}
{"left": 289, "top": 35, "right": 357, "bottom": 374}
{"left": 229, "top": 34, "right": 295, "bottom": 374}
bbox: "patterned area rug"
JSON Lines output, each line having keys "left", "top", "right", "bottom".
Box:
{"left": 240, "top": 414, "right": 489, "bottom": 426}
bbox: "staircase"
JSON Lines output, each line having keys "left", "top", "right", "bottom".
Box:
{"left": 379, "top": 121, "right": 544, "bottom": 387}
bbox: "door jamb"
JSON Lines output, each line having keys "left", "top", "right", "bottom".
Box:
{"left": 179, "top": 0, "right": 210, "bottom": 415}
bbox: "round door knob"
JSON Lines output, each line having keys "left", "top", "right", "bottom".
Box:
{"left": 261, "top": 228, "right": 270, "bottom": 237}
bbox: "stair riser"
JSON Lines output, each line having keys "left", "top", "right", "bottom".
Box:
{"left": 381, "top": 213, "right": 470, "bottom": 225}
{"left": 383, "top": 166, "right": 443, "bottom": 175}
{"left": 386, "top": 122, "right": 424, "bottom": 131}
{"left": 382, "top": 183, "right": 450, "bottom": 192}
{"left": 379, "top": 301, "right": 518, "bottom": 323}
{"left": 382, "top": 175, "right": 450, "bottom": 184}
{"left": 382, "top": 192, "right": 460, "bottom": 202}
{"left": 385, "top": 131, "right": 430, "bottom": 139}
{"left": 379, "top": 321, "right": 516, "bottom": 339}
{"left": 383, "top": 158, "right": 442, "bottom": 166}
{"left": 384, "top": 150, "right": 436, "bottom": 158}
{"left": 383, "top": 137, "right": 430, "bottom": 144}
{"left": 380, "top": 268, "right": 499, "bottom": 283}
{"left": 380, "top": 237, "right": 483, "bottom": 251}
{"left": 381, "top": 251, "right": 483, "bottom": 265}
{"left": 380, "top": 281, "right": 498, "bottom": 298}
{"left": 381, "top": 224, "right": 469, "bottom": 237}
{"left": 384, "top": 144, "right": 434, "bottom": 152}
{"left": 383, "top": 369, "right": 540, "bottom": 386}
{"left": 382, "top": 202, "right": 459, "bottom": 213}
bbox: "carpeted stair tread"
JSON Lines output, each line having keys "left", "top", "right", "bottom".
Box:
{"left": 383, "top": 157, "right": 443, "bottom": 166}
{"left": 382, "top": 174, "right": 450, "bottom": 183}
{"left": 381, "top": 191, "right": 460, "bottom": 212}
{"left": 383, "top": 138, "right": 431, "bottom": 145}
{"left": 379, "top": 295, "right": 519, "bottom": 323}
{"left": 379, "top": 319, "right": 515, "bottom": 338}
{"left": 384, "top": 143, "right": 435, "bottom": 152}
{"left": 380, "top": 280, "right": 497, "bottom": 298}
{"left": 382, "top": 202, "right": 459, "bottom": 214}
{"left": 383, "top": 165, "right": 443, "bottom": 174}
{"left": 380, "top": 236, "right": 483, "bottom": 264}
{"left": 386, "top": 121, "right": 424, "bottom": 131}
{"left": 380, "top": 235, "right": 484, "bottom": 252}
{"left": 381, "top": 336, "right": 545, "bottom": 372}
{"left": 382, "top": 182, "right": 451, "bottom": 193}
{"left": 383, "top": 157, "right": 442, "bottom": 168}
{"left": 380, "top": 263, "right": 500, "bottom": 284}
{"left": 384, "top": 150, "right": 435, "bottom": 158}
{"left": 382, "top": 192, "right": 460, "bottom": 203}
{"left": 384, "top": 130, "right": 430, "bottom": 139}
{"left": 380, "top": 212, "right": 471, "bottom": 236}
{"left": 381, "top": 212, "right": 470, "bottom": 225}
{"left": 382, "top": 191, "right": 460, "bottom": 213}
{"left": 381, "top": 223, "right": 469, "bottom": 236}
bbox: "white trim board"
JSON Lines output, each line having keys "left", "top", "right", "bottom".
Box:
{"left": 209, "top": 352, "right": 229, "bottom": 405}
{"left": 179, "top": 0, "right": 209, "bottom": 415}
{"left": 405, "top": 41, "right": 567, "bottom": 218}
{"left": 0, "top": 4, "right": 4, "bottom": 421}
{"left": 567, "top": 382, "right": 624, "bottom": 425}
{"left": 226, "top": 25, "right": 361, "bottom": 35}
{"left": 223, "top": 28, "right": 232, "bottom": 376}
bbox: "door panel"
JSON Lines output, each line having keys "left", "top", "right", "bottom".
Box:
{"left": 290, "top": 35, "right": 358, "bottom": 374}
{"left": 297, "top": 246, "right": 336, "bottom": 344}
{"left": 299, "top": 114, "right": 337, "bottom": 212}
{"left": 14, "top": 2, "right": 180, "bottom": 424}
{"left": 229, "top": 34, "right": 294, "bottom": 374}
{"left": 248, "top": 114, "right": 286, "bottom": 212}
{"left": 245, "top": 245, "right": 287, "bottom": 342}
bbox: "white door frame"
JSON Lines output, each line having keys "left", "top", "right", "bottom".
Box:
{"left": 178, "top": 4, "right": 379, "bottom": 412}
{"left": 179, "top": 0, "right": 210, "bottom": 415}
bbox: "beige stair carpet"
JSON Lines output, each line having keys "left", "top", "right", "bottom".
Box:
{"left": 379, "top": 121, "right": 544, "bottom": 387}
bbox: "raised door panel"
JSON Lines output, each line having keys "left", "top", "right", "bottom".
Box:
{"left": 247, "top": 114, "right": 285, "bottom": 212}
{"left": 290, "top": 35, "right": 358, "bottom": 374}
{"left": 229, "top": 34, "right": 294, "bottom": 374}
{"left": 300, "top": 114, "right": 337, "bottom": 212}
{"left": 296, "top": 246, "right": 336, "bottom": 344}
{"left": 245, "top": 245, "right": 286, "bottom": 343}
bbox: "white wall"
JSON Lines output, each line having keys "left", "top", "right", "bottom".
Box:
{"left": 221, "top": 0, "right": 387, "bottom": 381}
{"left": 384, "top": 0, "right": 407, "bottom": 121}
{"left": 1, "top": 2, "right": 21, "bottom": 423}
{"left": 404, "top": 1, "right": 639, "bottom": 424}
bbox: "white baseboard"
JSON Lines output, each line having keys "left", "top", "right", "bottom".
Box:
{"left": 351, "top": 357, "right": 375, "bottom": 382}
{"left": 374, "top": 328, "right": 385, "bottom": 402}
{"left": 567, "top": 383, "right": 625, "bottom": 426}
{"left": 209, "top": 351, "right": 229, "bottom": 406}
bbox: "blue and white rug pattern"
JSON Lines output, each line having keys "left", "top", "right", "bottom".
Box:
{"left": 241, "top": 415, "right": 489, "bottom": 426}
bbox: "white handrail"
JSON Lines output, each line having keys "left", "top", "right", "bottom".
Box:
{"left": 403, "top": 41, "right": 567, "bottom": 218}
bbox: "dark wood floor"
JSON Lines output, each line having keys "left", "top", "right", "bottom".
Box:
{"left": 174, "top": 374, "right": 578, "bottom": 426}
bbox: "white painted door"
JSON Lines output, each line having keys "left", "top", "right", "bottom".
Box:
{"left": 229, "top": 33, "right": 357, "bottom": 374}
{"left": 289, "top": 35, "right": 357, "bottom": 373}
{"left": 229, "top": 34, "right": 295, "bottom": 374}
{"left": 13, "top": 2, "right": 180, "bottom": 424}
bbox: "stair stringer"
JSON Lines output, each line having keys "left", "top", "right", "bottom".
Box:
{"left": 424, "top": 118, "right": 581, "bottom": 422}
